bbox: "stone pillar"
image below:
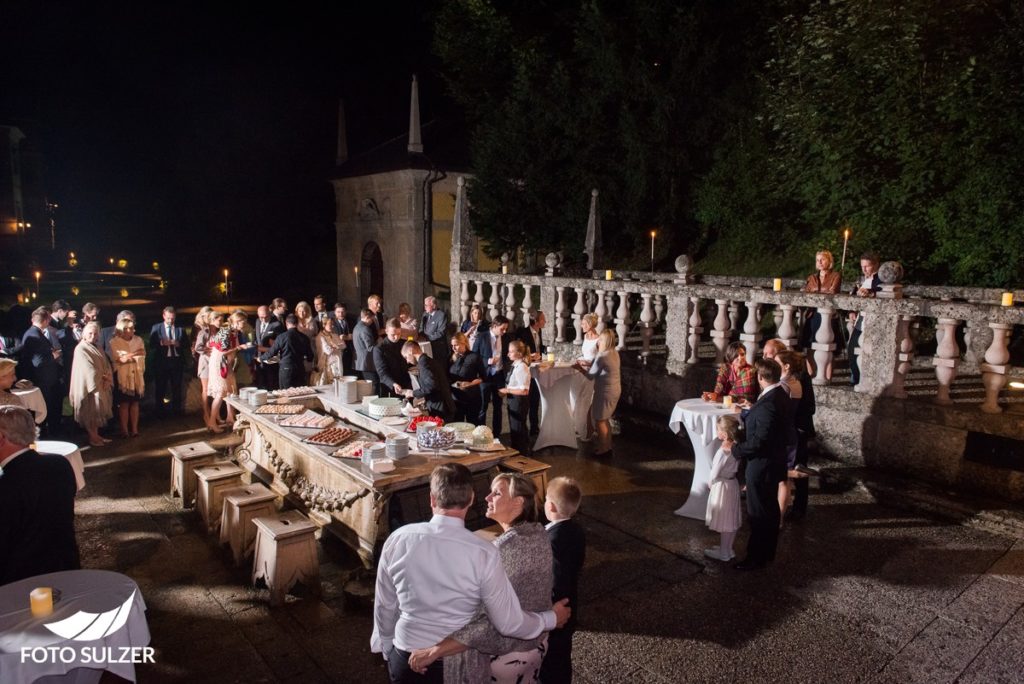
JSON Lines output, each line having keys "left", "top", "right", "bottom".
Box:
{"left": 811, "top": 306, "right": 836, "bottom": 386}
{"left": 665, "top": 293, "right": 691, "bottom": 375}
{"left": 853, "top": 310, "right": 905, "bottom": 397}
{"left": 980, "top": 322, "right": 1012, "bottom": 413}
{"left": 886, "top": 315, "right": 916, "bottom": 399}
{"left": 520, "top": 284, "right": 534, "bottom": 329}
{"left": 615, "top": 291, "right": 630, "bottom": 351}
{"left": 458, "top": 280, "right": 470, "bottom": 325}
{"left": 572, "top": 287, "right": 587, "bottom": 345}
{"left": 594, "top": 290, "right": 608, "bottom": 334}
{"left": 539, "top": 284, "right": 556, "bottom": 345}
{"left": 488, "top": 281, "right": 501, "bottom": 321}
{"left": 710, "top": 299, "right": 731, "bottom": 364}
{"left": 473, "top": 280, "right": 485, "bottom": 316}
{"left": 639, "top": 293, "right": 654, "bottom": 357}
{"left": 962, "top": 319, "right": 993, "bottom": 375}
{"left": 687, "top": 297, "right": 703, "bottom": 365}
{"left": 728, "top": 302, "right": 741, "bottom": 340}
{"left": 504, "top": 282, "right": 517, "bottom": 322}
{"left": 654, "top": 295, "right": 665, "bottom": 327}
{"left": 777, "top": 305, "right": 798, "bottom": 349}
{"left": 554, "top": 286, "right": 567, "bottom": 343}
{"left": 932, "top": 318, "right": 961, "bottom": 405}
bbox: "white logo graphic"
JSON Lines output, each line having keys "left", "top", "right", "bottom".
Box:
{"left": 43, "top": 590, "right": 136, "bottom": 641}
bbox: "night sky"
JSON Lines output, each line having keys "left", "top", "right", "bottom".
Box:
{"left": 1, "top": 1, "right": 455, "bottom": 301}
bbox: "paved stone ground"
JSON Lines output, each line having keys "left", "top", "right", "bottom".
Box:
{"left": 68, "top": 416, "right": 1024, "bottom": 683}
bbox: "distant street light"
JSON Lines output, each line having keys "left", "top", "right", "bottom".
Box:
{"left": 223, "top": 269, "right": 230, "bottom": 301}
{"left": 34, "top": 271, "right": 41, "bottom": 294}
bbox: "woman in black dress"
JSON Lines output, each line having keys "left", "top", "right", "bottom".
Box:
{"left": 448, "top": 332, "right": 485, "bottom": 424}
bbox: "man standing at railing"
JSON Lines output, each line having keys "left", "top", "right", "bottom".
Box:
{"left": 847, "top": 252, "right": 881, "bottom": 386}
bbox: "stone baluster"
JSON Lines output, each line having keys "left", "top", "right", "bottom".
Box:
{"left": 614, "top": 291, "right": 630, "bottom": 350}
{"left": 458, "top": 280, "right": 470, "bottom": 324}
{"left": 811, "top": 305, "right": 836, "bottom": 386}
{"left": 654, "top": 295, "right": 665, "bottom": 328}
{"left": 520, "top": 284, "right": 533, "bottom": 329}
{"left": 474, "top": 280, "right": 486, "bottom": 316}
{"left": 980, "top": 322, "right": 1013, "bottom": 413}
{"left": 603, "top": 291, "right": 616, "bottom": 331}
{"left": 572, "top": 287, "right": 587, "bottom": 345}
{"left": 594, "top": 289, "right": 608, "bottom": 333}
{"left": 932, "top": 318, "right": 961, "bottom": 405}
{"left": 488, "top": 281, "right": 501, "bottom": 321}
{"left": 728, "top": 302, "right": 741, "bottom": 340}
{"left": 555, "top": 287, "right": 567, "bottom": 343}
{"left": 772, "top": 308, "right": 783, "bottom": 338}
{"left": 639, "top": 293, "right": 654, "bottom": 357}
{"left": 739, "top": 301, "right": 762, "bottom": 360}
{"left": 887, "top": 315, "right": 916, "bottom": 398}
{"left": 710, "top": 299, "right": 731, "bottom": 364}
{"left": 777, "top": 305, "right": 798, "bottom": 349}
{"left": 687, "top": 297, "right": 703, "bottom": 364}
{"left": 504, "top": 282, "right": 517, "bottom": 321}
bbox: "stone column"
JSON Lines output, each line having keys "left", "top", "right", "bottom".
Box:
{"left": 665, "top": 293, "right": 691, "bottom": 374}
{"left": 687, "top": 297, "right": 703, "bottom": 364}
{"left": 458, "top": 280, "right": 470, "bottom": 325}
{"left": 811, "top": 306, "right": 836, "bottom": 386}
{"left": 615, "top": 291, "right": 630, "bottom": 350}
{"left": 520, "top": 284, "right": 534, "bottom": 329}
{"left": 710, "top": 299, "right": 731, "bottom": 364}
{"left": 488, "top": 281, "right": 501, "bottom": 321}
{"left": 739, "top": 301, "right": 762, "bottom": 360}
{"left": 886, "top": 315, "right": 916, "bottom": 399}
{"left": 504, "top": 282, "right": 517, "bottom": 322}
{"left": 572, "top": 287, "right": 587, "bottom": 345}
{"left": 777, "top": 305, "right": 798, "bottom": 349}
{"left": 980, "top": 322, "right": 1012, "bottom": 413}
{"left": 594, "top": 290, "right": 608, "bottom": 334}
{"left": 854, "top": 310, "right": 905, "bottom": 397}
{"left": 639, "top": 293, "right": 654, "bottom": 357}
{"left": 932, "top": 318, "right": 962, "bottom": 405}
{"left": 473, "top": 280, "right": 485, "bottom": 316}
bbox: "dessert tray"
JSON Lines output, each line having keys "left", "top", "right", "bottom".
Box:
{"left": 271, "top": 386, "right": 320, "bottom": 398}
{"left": 303, "top": 427, "right": 356, "bottom": 446}
{"left": 253, "top": 403, "right": 305, "bottom": 415}
{"left": 280, "top": 410, "right": 335, "bottom": 429}
{"left": 332, "top": 439, "right": 379, "bottom": 459}
{"left": 407, "top": 415, "right": 444, "bottom": 433}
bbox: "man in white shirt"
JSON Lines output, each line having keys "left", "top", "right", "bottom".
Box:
{"left": 372, "top": 463, "right": 570, "bottom": 682}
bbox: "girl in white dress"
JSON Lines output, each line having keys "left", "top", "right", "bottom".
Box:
{"left": 704, "top": 414, "right": 743, "bottom": 561}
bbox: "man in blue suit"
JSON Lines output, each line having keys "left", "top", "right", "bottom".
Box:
{"left": 20, "top": 307, "right": 63, "bottom": 435}
{"left": 471, "top": 315, "right": 512, "bottom": 436}
{"left": 846, "top": 251, "right": 882, "bottom": 386}
{"left": 150, "top": 306, "right": 187, "bottom": 416}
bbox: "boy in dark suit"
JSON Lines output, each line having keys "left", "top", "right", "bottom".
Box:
{"left": 541, "top": 476, "right": 586, "bottom": 683}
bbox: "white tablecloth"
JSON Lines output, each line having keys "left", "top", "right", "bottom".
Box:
{"left": 669, "top": 398, "right": 738, "bottom": 520}
{"left": 12, "top": 387, "right": 47, "bottom": 425}
{"left": 0, "top": 570, "right": 150, "bottom": 684}
{"left": 531, "top": 364, "right": 592, "bottom": 451}
{"left": 35, "top": 441, "right": 86, "bottom": 492}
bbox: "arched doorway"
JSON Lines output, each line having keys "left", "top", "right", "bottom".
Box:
{"left": 360, "top": 241, "right": 384, "bottom": 307}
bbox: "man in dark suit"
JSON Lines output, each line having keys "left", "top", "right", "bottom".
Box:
{"left": 420, "top": 296, "right": 450, "bottom": 364}
{"left": 374, "top": 318, "right": 413, "bottom": 399}
{"left": 0, "top": 333, "right": 21, "bottom": 359}
{"left": 150, "top": 306, "right": 187, "bottom": 416}
{"left": 253, "top": 305, "right": 283, "bottom": 390}
{"left": 541, "top": 476, "right": 587, "bottom": 684}
{"left": 0, "top": 405, "right": 81, "bottom": 585}
{"left": 20, "top": 307, "right": 63, "bottom": 435}
{"left": 328, "top": 302, "right": 354, "bottom": 375}
{"left": 353, "top": 309, "right": 379, "bottom": 395}
{"left": 847, "top": 251, "right": 881, "bottom": 386}
{"left": 402, "top": 340, "right": 455, "bottom": 421}
{"left": 259, "top": 314, "right": 313, "bottom": 390}
{"left": 516, "top": 311, "right": 546, "bottom": 435}
{"left": 732, "top": 358, "right": 790, "bottom": 570}
{"left": 472, "top": 315, "right": 512, "bottom": 436}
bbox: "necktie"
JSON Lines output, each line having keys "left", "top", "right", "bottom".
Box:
{"left": 167, "top": 326, "right": 176, "bottom": 357}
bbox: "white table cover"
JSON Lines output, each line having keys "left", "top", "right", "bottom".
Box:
{"left": 35, "top": 441, "right": 86, "bottom": 492}
{"left": 669, "top": 398, "right": 738, "bottom": 520}
{"left": 531, "top": 364, "right": 592, "bottom": 451}
{"left": 12, "top": 387, "right": 47, "bottom": 425}
{"left": 0, "top": 570, "right": 150, "bottom": 684}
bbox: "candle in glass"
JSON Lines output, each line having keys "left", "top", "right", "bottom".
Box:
{"left": 1002, "top": 292, "right": 1014, "bottom": 307}
{"left": 605, "top": 270, "right": 613, "bottom": 281}
{"left": 773, "top": 278, "right": 783, "bottom": 292}
{"left": 502, "top": 265, "right": 508, "bottom": 275}
{"left": 30, "top": 587, "right": 53, "bottom": 618}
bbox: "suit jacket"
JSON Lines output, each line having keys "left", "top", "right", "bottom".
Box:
{"left": 413, "top": 353, "right": 455, "bottom": 418}
{"left": 328, "top": 315, "right": 351, "bottom": 338}
{"left": 19, "top": 326, "right": 61, "bottom": 388}
{"left": 548, "top": 518, "right": 586, "bottom": 630}
{"left": 471, "top": 330, "right": 512, "bottom": 381}
{"left": 0, "top": 449, "right": 81, "bottom": 585}
{"left": 420, "top": 309, "right": 449, "bottom": 342}
{"left": 99, "top": 325, "right": 118, "bottom": 358}
{"left": 253, "top": 318, "right": 283, "bottom": 348}
{"left": 373, "top": 338, "right": 412, "bottom": 390}
{"left": 851, "top": 273, "right": 882, "bottom": 331}
{"left": 260, "top": 328, "right": 313, "bottom": 369}
{"left": 353, "top": 322, "right": 377, "bottom": 372}
{"left": 516, "top": 325, "right": 544, "bottom": 356}
{"left": 149, "top": 322, "right": 187, "bottom": 366}
{"left": 0, "top": 335, "right": 21, "bottom": 359}
{"left": 733, "top": 385, "right": 790, "bottom": 485}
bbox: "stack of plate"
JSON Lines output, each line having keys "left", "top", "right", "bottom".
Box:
{"left": 368, "top": 397, "right": 403, "bottom": 418}
{"left": 386, "top": 434, "right": 410, "bottom": 460}
{"left": 362, "top": 443, "right": 387, "bottom": 467}
{"left": 249, "top": 390, "right": 268, "bottom": 406}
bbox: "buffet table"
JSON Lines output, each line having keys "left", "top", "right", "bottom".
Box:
{"left": 669, "top": 398, "right": 738, "bottom": 520}
{"left": 227, "top": 388, "right": 518, "bottom": 567}
{"left": 530, "top": 363, "right": 592, "bottom": 451}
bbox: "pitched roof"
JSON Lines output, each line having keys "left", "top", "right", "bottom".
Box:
{"left": 332, "top": 118, "right": 471, "bottom": 179}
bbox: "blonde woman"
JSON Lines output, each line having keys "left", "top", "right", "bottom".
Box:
{"left": 574, "top": 329, "right": 621, "bottom": 457}
{"left": 397, "top": 302, "right": 418, "bottom": 338}
{"left": 0, "top": 358, "right": 24, "bottom": 408}
{"left": 295, "top": 301, "right": 319, "bottom": 382}
{"left": 207, "top": 317, "right": 240, "bottom": 433}
{"left": 110, "top": 318, "right": 145, "bottom": 437}
{"left": 69, "top": 322, "right": 114, "bottom": 447}
{"left": 315, "top": 318, "right": 345, "bottom": 385}
{"left": 193, "top": 307, "right": 215, "bottom": 425}
{"left": 578, "top": 313, "right": 600, "bottom": 362}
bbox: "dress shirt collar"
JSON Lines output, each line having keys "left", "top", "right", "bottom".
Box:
{"left": 545, "top": 517, "right": 569, "bottom": 531}
{"left": 430, "top": 513, "right": 466, "bottom": 528}
{"left": 0, "top": 447, "right": 31, "bottom": 469}
{"left": 759, "top": 382, "right": 782, "bottom": 399}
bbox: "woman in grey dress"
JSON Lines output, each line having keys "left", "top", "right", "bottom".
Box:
{"left": 575, "top": 329, "right": 621, "bottom": 457}
{"left": 407, "top": 473, "right": 553, "bottom": 683}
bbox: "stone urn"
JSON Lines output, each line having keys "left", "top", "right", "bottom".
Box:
{"left": 674, "top": 255, "right": 694, "bottom": 284}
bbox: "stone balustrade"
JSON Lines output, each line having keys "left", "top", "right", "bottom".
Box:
{"left": 452, "top": 269, "right": 1024, "bottom": 412}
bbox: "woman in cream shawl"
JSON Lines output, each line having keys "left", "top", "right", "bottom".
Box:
{"left": 69, "top": 321, "right": 113, "bottom": 446}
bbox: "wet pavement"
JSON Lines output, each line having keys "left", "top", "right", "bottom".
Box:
{"left": 67, "top": 415, "right": 1024, "bottom": 683}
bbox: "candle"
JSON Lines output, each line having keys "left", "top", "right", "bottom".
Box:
{"left": 722, "top": 396, "right": 733, "bottom": 409}
{"left": 546, "top": 352, "right": 555, "bottom": 363}
{"left": 30, "top": 587, "right": 53, "bottom": 618}
{"left": 841, "top": 227, "right": 850, "bottom": 273}
{"left": 354, "top": 266, "right": 360, "bottom": 288}
{"left": 1002, "top": 292, "right": 1014, "bottom": 307}
{"left": 605, "top": 269, "right": 613, "bottom": 281}
{"left": 650, "top": 230, "right": 656, "bottom": 272}
{"left": 773, "top": 278, "right": 783, "bottom": 292}
{"left": 502, "top": 264, "right": 508, "bottom": 275}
